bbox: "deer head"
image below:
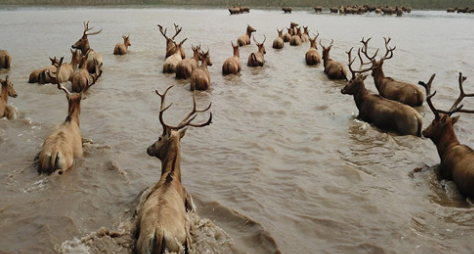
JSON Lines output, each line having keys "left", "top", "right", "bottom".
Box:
{"left": 123, "top": 35, "right": 131, "bottom": 47}
{"left": 72, "top": 21, "right": 103, "bottom": 54}
{"left": 253, "top": 35, "right": 267, "bottom": 54}
{"left": 147, "top": 86, "right": 212, "bottom": 163}
{"left": 0, "top": 75, "right": 18, "bottom": 98}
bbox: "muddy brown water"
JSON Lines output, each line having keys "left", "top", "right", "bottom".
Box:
{"left": 1, "top": 6, "right": 474, "bottom": 254}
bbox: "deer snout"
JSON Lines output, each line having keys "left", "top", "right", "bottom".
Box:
{"left": 147, "top": 145, "right": 156, "bottom": 156}
{"left": 341, "top": 87, "right": 348, "bottom": 95}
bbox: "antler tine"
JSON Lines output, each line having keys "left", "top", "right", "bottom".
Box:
{"left": 155, "top": 85, "right": 175, "bottom": 133}
{"left": 346, "top": 47, "right": 356, "bottom": 78}
{"left": 262, "top": 34, "right": 267, "bottom": 44}
{"left": 360, "top": 37, "right": 378, "bottom": 61}
{"left": 418, "top": 74, "right": 441, "bottom": 119}
{"left": 313, "top": 31, "right": 320, "bottom": 39}
{"left": 50, "top": 57, "right": 71, "bottom": 96}
{"left": 172, "top": 23, "right": 182, "bottom": 40}
{"left": 176, "top": 91, "right": 212, "bottom": 129}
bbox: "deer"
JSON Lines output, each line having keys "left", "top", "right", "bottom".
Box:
{"left": 419, "top": 73, "right": 474, "bottom": 199}
{"left": 237, "top": 24, "right": 256, "bottom": 47}
{"left": 360, "top": 37, "right": 424, "bottom": 107}
{"left": 190, "top": 50, "right": 212, "bottom": 91}
{"left": 28, "top": 57, "right": 59, "bottom": 84}
{"left": 36, "top": 57, "right": 101, "bottom": 175}
{"left": 283, "top": 27, "right": 292, "bottom": 43}
{"left": 282, "top": 6, "right": 292, "bottom": 13}
{"left": 134, "top": 85, "right": 211, "bottom": 254}
{"left": 113, "top": 35, "right": 131, "bottom": 55}
{"left": 71, "top": 21, "right": 103, "bottom": 74}
{"left": 222, "top": 41, "right": 241, "bottom": 75}
{"left": 320, "top": 39, "right": 348, "bottom": 80}
{"left": 163, "top": 38, "right": 188, "bottom": 74}
{"left": 175, "top": 45, "right": 201, "bottom": 80}
{"left": 247, "top": 35, "right": 266, "bottom": 67}
{"left": 305, "top": 32, "right": 321, "bottom": 65}
{"left": 158, "top": 23, "right": 185, "bottom": 59}
{"left": 71, "top": 53, "right": 104, "bottom": 93}
{"left": 300, "top": 26, "right": 309, "bottom": 43}
{"left": 0, "top": 50, "right": 12, "bottom": 69}
{"left": 289, "top": 27, "right": 302, "bottom": 46}
{"left": 341, "top": 48, "right": 422, "bottom": 136}
{"left": 272, "top": 28, "right": 284, "bottom": 49}
{"left": 55, "top": 49, "right": 82, "bottom": 83}
{"left": 0, "top": 75, "right": 18, "bottom": 120}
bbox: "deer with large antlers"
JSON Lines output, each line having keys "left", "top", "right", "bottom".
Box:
{"left": 113, "top": 35, "right": 131, "bottom": 55}
{"left": 305, "top": 32, "right": 321, "bottom": 65}
{"left": 0, "top": 50, "right": 11, "bottom": 69}
{"left": 158, "top": 23, "right": 185, "bottom": 59}
{"left": 247, "top": 35, "right": 266, "bottom": 67}
{"left": 134, "top": 85, "right": 211, "bottom": 254}
{"left": 237, "top": 24, "right": 256, "bottom": 47}
{"left": 37, "top": 57, "right": 101, "bottom": 175}
{"left": 419, "top": 73, "right": 474, "bottom": 198}
{"left": 320, "top": 39, "right": 348, "bottom": 80}
{"left": 360, "top": 37, "right": 424, "bottom": 107}
{"left": 0, "top": 75, "right": 18, "bottom": 120}
{"left": 190, "top": 49, "right": 213, "bottom": 91}
{"left": 71, "top": 21, "right": 103, "bottom": 74}
{"left": 175, "top": 45, "right": 201, "bottom": 80}
{"left": 163, "top": 38, "right": 188, "bottom": 74}
{"left": 222, "top": 41, "right": 241, "bottom": 75}
{"left": 341, "top": 48, "right": 422, "bottom": 136}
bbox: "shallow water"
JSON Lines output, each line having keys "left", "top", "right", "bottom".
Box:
{"left": 1, "top": 6, "right": 474, "bottom": 254}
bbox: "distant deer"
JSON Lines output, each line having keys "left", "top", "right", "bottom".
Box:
{"left": 29, "top": 57, "right": 59, "bottom": 84}
{"left": 158, "top": 23, "right": 185, "bottom": 59}
{"left": 0, "top": 50, "right": 12, "bottom": 69}
{"left": 247, "top": 35, "right": 266, "bottom": 67}
{"left": 222, "top": 41, "right": 241, "bottom": 75}
{"left": 37, "top": 57, "right": 101, "bottom": 175}
{"left": 190, "top": 50, "right": 213, "bottom": 91}
{"left": 282, "top": 7, "right": 292, "bottom": 13}
{"left": 305, "top": 32, "right": 321, "bottom": 65}
{"left": 300, "top": 26, "right": 309, "bottom": 42}
{"left": 320, "top": 39, "right": 348, "bottom": 80}
{"left": 0, "top": 75, "right": 18, "bottom": 120}
{"left": 419, "top": 73, "right": 474, "bottom": 199}
{"left": 272, "top": 28, "right": 284, "bottom": 49}
{"left": 163, "top": 38, "right": 188, "bottom": 73}
{"left": 237, "top": 24, "right": 256, "bottom": 47}
{"left": 175, "top": 45, "right": 201, "bottom": 80}
{"left": 71, "top": 21, "right": 103, "bottom": 74}
{"left": 360, "top": 37, "right": 424, "bottom": 107}
{"left": 113, "top": 35, "right": 131, "bottom": 55}
{"left": 341, "top": 48, "right": 422, "bottom": 136}
{"left": 135, "top": 85, "right": 211, "bottom": 254}
{"left": 282, "top": 27, "right": 292, "bottom": 43}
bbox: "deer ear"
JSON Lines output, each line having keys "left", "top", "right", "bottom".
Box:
{"left": 179, "top": 128, "right": 187, "bottom": 139}
{"left": 451, "top": 115, "right": 460, "bottom": 125}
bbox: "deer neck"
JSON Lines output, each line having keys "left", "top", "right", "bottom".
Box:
{"left": 80, "top": 41, "right": 91, "bottom": 55}
{"left": 1, "top": 84, "right": 7, "bottom": 103}
{"left": 233, "top": 48, "right": 239, "bottom": 58}
{"left": 353, "top": 82, "right": 370, "bottom": 109}
{"left": 372, "top": 64, "right": 386, "bottom": 86}
{"left": 161, "top": 139, "right": 182, "bottom": 183}
{"left": 435, "top": 125, "right": 461, "bottom": 160}
{"left": 67, "top": 95, "right": 82, "bottom": 126}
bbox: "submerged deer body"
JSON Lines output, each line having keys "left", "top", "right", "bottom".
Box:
{"left": 0, "top": 75, "right": 18, "bottom": 120}
{"left": 190, "top": 50, "right": 212, "bottom": 91}
{"left": 360, "top": 37, "right": 424, "bottom": 107}
{"left": 272, "top": 29, "right": 284, "bottom": 49}
{"left": 237, "top": 24, "right": 256, "bottom": 47}
{"left": 222, "top": 42, "right": 241, "bottom": 75}
{"left": 113, "top": 35, "right": 131, "bottom": 55}
{"left": 71, "top": 21, "right": 103, "bottom": 74}
{"left": 247, "top": 35, "right": 266, "bottom": 67}
{"left": 320, "top": 39, "right": 348, "bottom": 80}
{"left": 175, "top": 45, "right": 200, "bottom": 80}
{"left": 71, "top": 55, "right": 103, "bottom": 93}
{"left": 37, "top": 57, "right": 101, "bottom": 175}
{"left": 29, "top": 57, "right": 59, "bottom": 84}
{"left": 158, "top": 23, "right": 185, "bottom": 59}
{"left": 341, "top": 48, "right": 422, "bottom": 136}
{"left": 419, "top": 73, "right": 474, "bottom": 198}
{"left": 0, "top": 50, "right": 12, "bottom": 69}
{"left": 163, "top": 38, "right": 187, "bottom": 74}
{"left": 135, "top": 85, "right": 212, "bottom": 254}
{"left": 57, "top": 49, "right": 81, "bottom": 83}
{"left": 305, "top": 33, "right": 321, "bottom": 65}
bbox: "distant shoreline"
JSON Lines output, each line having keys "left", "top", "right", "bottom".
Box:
{"left": 0, "top": 0, "right": 473, "bottom": 11}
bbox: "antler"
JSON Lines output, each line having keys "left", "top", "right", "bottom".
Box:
{"left": 319, "top": 39, "right": 333, "bottom": 49}
{"left": 82, "top": 59, "right": 103, "bottom": 94}
{"left": 157, "top": 24, "right": 168, "bottom": 39}
{"left": 418, "top": 74, "right": 440, "bottom": 119}
{"left": 83, "top": 21, "right": 103, "bottom": 37}
{"left": 381, "top": 37, "right": 396, "bottom": 61}
{"left": 155, "top": 86, "right": 212, "bottom": 134}
{"left": 360, "top": 37, "right": 379, "bottom": 61}
{"left": 253, "top": 34, "right": 266, "bottom": 45}
{"left": 172, "top": 23, "right": 182, "bottom": 40}
{"left": 346, "top": 47, "right": 374, "bottom": 79}
{"left": 445, "top": 73, "right": 474, "bottom": 114}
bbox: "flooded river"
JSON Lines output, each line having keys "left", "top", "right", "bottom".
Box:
{"left": 1, "top": 6, "right": 474, "bottom": 254}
